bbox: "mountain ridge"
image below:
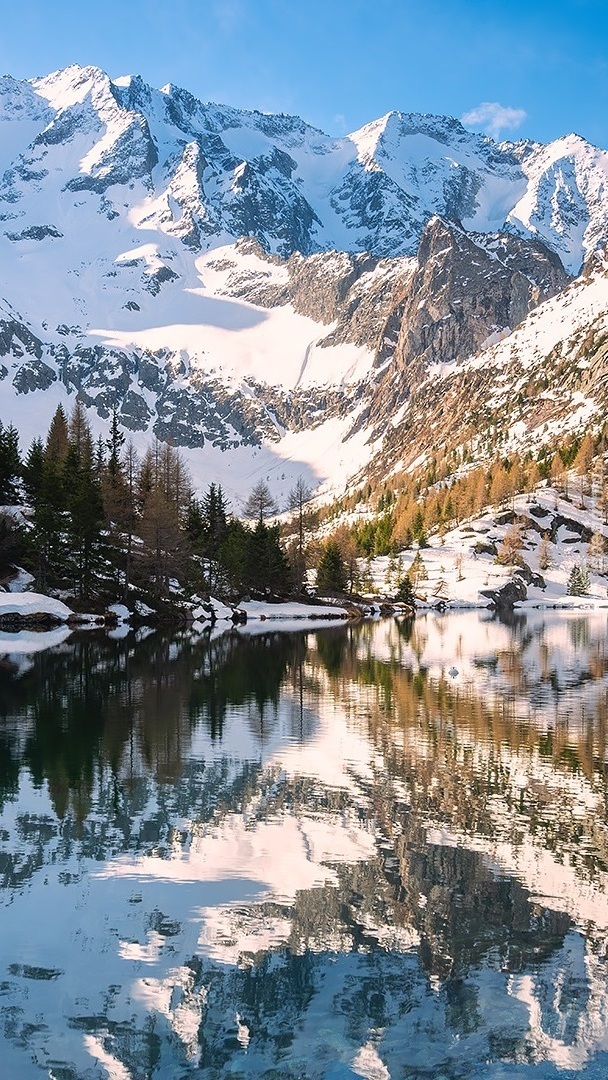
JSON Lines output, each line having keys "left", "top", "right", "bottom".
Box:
{"left": 2, "top": 63, "right": 607, "bottom": 269}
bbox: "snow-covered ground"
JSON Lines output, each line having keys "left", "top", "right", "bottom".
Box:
{"left": 0, "top": 591, "right": 73, "bottom": 621}
{"left": 0, "top": 592, "right": 351, "bottom": 658}
{"left": 362, "top": 485, "right": 608, "bottom": 610}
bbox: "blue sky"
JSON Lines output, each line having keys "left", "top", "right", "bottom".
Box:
{"left": 1, "top": 0, "right": 606, "bottom": 145}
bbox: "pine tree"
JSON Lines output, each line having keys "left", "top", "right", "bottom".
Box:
{"left": 0, "top": 423, "right": 22, "bottom": 503}
{"left": 385, "top": 552, "right": 399, "bottom": 593}
{"left": 122, "top": 440, "right": 139, "bottom": 598}
{"left": 287, "top": 476, "right": 313, "bottom": 593}
{"left": 22, "top": 438, "right": 45, "bottom": 504}
{"left": 433, "top": 575, "right": 449, "bottom": 601}
{"left": 245, "top": 520, "right": 290, "bottom": 594}
{"left": 330, "top": 525, "right": 359, "bottom": 594}
{"left": 411, "top": 507, "right": 425, "bottom": 543}
{"left": 45, "top": 405, "right": 69, "bottom": 465}
{"left": 0, "top": 507, "right": 24, "bottom": 572}
{"left": 508, "top": 457, "right": 525, "bottom": 508}
{"left": 160, "top": 441, "right": 191, "bottom": 520}
{"left": 192, "top": 483, "right": 230, "bottom": 590}
{"left": 134, "top": 441, "right": 194, "bottom": 597}
{"left": 550, "top": 451, "right": 569, "bottom": 500}
{"left": 64, "top": 405, "right": 104, "bottom": 599}
{"left": 538, "top": 534, "right": 552, "bottom": 571}
{"left": 489, "top": 464, "right": 512, "bottom": 508}
{"left": 68, "top": 399, "right": 92, "bottom": 458}
{"left": 497, "top": 523, "right": 524, "bottom": 567}
{"left": 243, "top": 480, "right": 278, "bottom": 524}
{"left": 186, "top": 497, "right": 205, "bottom": 551}
{"left": 139, "top": 487, "right": 187, "bottom": 597}
{"left": 359, "top": 555, "right": 374, "bottom": 594}
{"left": 106, "top": 407, "right": 125, "bottom": 479}
{"left": 102, "top": 432, "right": 135, "bottom": 597}
{"left": 395, "top": 574, "right": 416, "bottom": 607}
{"left": 219, "top": 519, "right": 250, "bottom": 594}
{"left": 316, "top": 541, "right": 346, "bottom": 594}
{"left": 26, "top": 415, "right": 72, "bottom": 589}
{"left": 588, "top": 532, "right": 606, "bottom": 574}
{"left": 567, "top": 564, "right": 591, "bottom": 596}
{"left": 574, "top": 432, "right": 594, "bottom": 508}
{"left": 599, "top": 469, "right": 608, "bottom": 525}
{"left": 136, "top": 447, "right": 155, "bottom": 512}
{"left": 409, "top": 551, "right": 428, "bottom": 586}
{"left": 201, "top": 483, "right": 229, "bottom": 553}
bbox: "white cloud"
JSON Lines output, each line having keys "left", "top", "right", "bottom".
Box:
{"left": 461, "top": 102, "right": 527, "bottom": 139}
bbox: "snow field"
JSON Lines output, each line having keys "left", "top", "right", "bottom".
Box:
{"left": 358, "top": 486, "right": 608, "bottom": 610}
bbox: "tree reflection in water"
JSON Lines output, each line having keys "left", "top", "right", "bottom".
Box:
{"left": 1, "top": 612, "right": 608, "bottom": 1077}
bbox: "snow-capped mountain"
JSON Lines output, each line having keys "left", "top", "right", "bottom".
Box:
{"left": 1, "top": 63, "right": 608, "bottom": 503}
{"left": 2, "top": 64, "right": 607, "bottom": 270}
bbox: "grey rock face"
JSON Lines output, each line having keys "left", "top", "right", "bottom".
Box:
{"left": 119, "top": 390, "right": 153, "bottom": 430}
{"left": 392, "top": 217, "right": 569, "bottom": 376}
{"left": 6, "top": 224, "right": 63, "bottom": 241}
{"left": 143, "top": 265, "right": 179, "bottom": 295}
{"left": 473, "top": 540, "right": 498, "bottom": 557}
{"left": 67, "top": 115, "right": 158, "bottom": 194}
{"left": 358, "top": 217, "right": 570, "bottom": 438}
{"left": 514, "top": 562, "right": 546, "bottom": 589}
{"left": 223, "top": 157, "right": 321, "bottom": 259}
{"left": 0, "top": 318, "right": 43, "bottom": 360}
{"left": 210, "top": 239, "right": 414, "bottom": 352}
{"left": 549, "top": 514, "right": 593, "bottom": 544}
{"left": 13, "top": 358, "right": 56, "bottom": 393}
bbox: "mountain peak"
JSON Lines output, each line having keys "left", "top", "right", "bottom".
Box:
{"left": 31, "top": 63, "right": 113, "bottom": 108}
{"left": 349, "top": 109, "right": 478, "bottom": 161}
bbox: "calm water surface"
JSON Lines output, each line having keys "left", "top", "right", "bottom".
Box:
{"left": 2, "top": 611, "right": 608, "bottom": 1078}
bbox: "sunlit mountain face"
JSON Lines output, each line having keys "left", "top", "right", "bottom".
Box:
{"left": 2, "top": 612, "right": 608, "bottom": 1076}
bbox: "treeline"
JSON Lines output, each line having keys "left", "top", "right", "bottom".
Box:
{"left": 0, "top": 407, "right": 292, "bottom": 604}
{"left": 326, "top": 430, "right": 608, "bottom": 560}
{"left": 5, "top": 402, "right": 606, "bottom": 606}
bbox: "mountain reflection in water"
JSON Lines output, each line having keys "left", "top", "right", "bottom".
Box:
{"left": 1, "top": 611, "right": 608, "bottom": 1078}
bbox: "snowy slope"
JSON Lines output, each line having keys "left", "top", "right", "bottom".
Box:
{"left": 507, "top": 135, "right": 608, "bottom": 275}
{"left": 365, "top": 245, "right": 608, "bottom": 489}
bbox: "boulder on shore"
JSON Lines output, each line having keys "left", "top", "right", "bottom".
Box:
{"left": 480, "top": 578, "right": 528, "bottom": 609}
{"left": 0, "top": 592, "right": 73, "bottom": 626}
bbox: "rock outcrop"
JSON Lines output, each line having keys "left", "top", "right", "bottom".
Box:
{"left": 391, "top": 218, "right": 569, "bottom": 377}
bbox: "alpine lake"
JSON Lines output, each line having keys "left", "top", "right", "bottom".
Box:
{"left": 2, "top": 610, "right": 608, "bottom": 1079}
